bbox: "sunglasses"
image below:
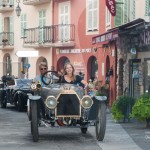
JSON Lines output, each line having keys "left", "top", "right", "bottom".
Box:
{"left": 40, "top": 68, "right": 47, "bottom": 71}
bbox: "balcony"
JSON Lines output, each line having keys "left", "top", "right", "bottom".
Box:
{"left": 23, "top": 26, "right": 53, "bottom": 48}
{"left": 0, "top": 32, "right": 14, "bottom": 50}
{"left": 0, "top": 0, "right": 14, "bottom": 13}
{"left": 23, "top": 0, "right": 51, "bottom": 5}
{"left": 23, "top": 24, "right": 75, "bottom": 48}
{"left": 52, "top": 24, "right": 75, "bottom": 47}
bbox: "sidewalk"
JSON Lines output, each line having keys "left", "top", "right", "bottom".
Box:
{"left": 89, "top": 109, "right": 150, "bottom": 150}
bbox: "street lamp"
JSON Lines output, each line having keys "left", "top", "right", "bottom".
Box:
{"left": 15, "top": 0, "right": 21, "bottom": 17}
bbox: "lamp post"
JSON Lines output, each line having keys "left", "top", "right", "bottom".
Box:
{"left": 15, "top": 0, "right": 21, "bottom": 17}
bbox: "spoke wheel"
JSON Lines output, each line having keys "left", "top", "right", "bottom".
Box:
{"left": 81, "top": 128, "right": 87, "bottom": 134}
{"left": 1, "top": 95, "right": 7, "bottom": 108}
{"left": 31, "top": 101, "right": 39, "bottom": 142}
{"left": 17, "top": 94, "right": 24, "bottom": 112}
{"left": 95, "top": 102, "right": 106, "bottom": 141}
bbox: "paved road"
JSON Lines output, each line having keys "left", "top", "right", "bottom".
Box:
{"left": 0, "top": 105, "right": 147, "bottom": 150}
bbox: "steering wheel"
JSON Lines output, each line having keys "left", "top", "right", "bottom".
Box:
{"left": 41, "top": 70, "right": 59, "bottom": 85}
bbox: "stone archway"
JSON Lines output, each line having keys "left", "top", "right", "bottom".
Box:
{"left": 3, "top": 53, "right": 12, "bottom": 75}
{"left": 87, "top": 56, "right": 98, "bottom": 81}
{"left": 36, "top": 57, "right": 47, "bottom": 75}
{"left": 57, "top": 56, "right": 70, "bottom": 71}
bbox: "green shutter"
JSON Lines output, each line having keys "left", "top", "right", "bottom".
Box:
{"left": 9, "top": 0, "right": 14, "bottom": 6}
{"left": 20, "top": 14, "right": 27, "bottom": 37}
{"left": 39, "top": 10, "right": 46, "bottom": 43}
{"left": 115, "top": 0, "right": 123, "bottom": 26}
{"left": 145, "top": 0, "right": 150, "bottom": 16}
{"left": 2, "top": 17, "right": 4, "bottom": 32}
{"left": 9, "top": 16, "right": 14, "bottom": 45}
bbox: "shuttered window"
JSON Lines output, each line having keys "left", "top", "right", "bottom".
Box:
{"left": 86, "top": 0, "right": 98, "bottom": 31}
{"left": 39, "top": 10, "right": 46, "bottom": 43}
{"left": 9, "top": 16, "right": 14, "bottom": 45}
{"left": 1, "top": 17, "right": 4, "bottom": 32}
{"left": 20, "top": 14, "right": 27, "bottom": 37}
{"left": 145, "top": 0, "right": 150, "bottom": 16}
{"left": 9, "top": 0, "right": 14, "bottom": 6}
{"left": 59, "top": 2, "right": 70, "bottom": 42}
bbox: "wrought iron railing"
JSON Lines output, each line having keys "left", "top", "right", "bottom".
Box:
{"left": 23, "top": 24, "right": 75, "bottom": 45}
{"left": 24, "top": 26, "right": 53, "bottom": 44}
{"left": 53, "top": 24, "right": 75, "bottom": 43}
{"left": 0, "top": 32, "right": 14, "bottom": 47}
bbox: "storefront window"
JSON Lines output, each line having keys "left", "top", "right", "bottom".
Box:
{"left": 144, "top": 60, "right": 150, "bottom": 93}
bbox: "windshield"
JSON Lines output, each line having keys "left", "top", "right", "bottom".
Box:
{"left": 16, "top": 79, "right": 32, "bottom": 86}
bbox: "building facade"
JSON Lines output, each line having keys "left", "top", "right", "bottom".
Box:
{"left": 0, "top": 0, "right": 53, "bottom": 79}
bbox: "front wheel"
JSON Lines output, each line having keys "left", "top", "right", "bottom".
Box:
{"left": 1, "top": 95, "right": 7, "bottom": 108}
{"left": 95, "top": 102, "right": 106, "bottom": 141}
{"left": 81, "top": 128, "right": 87, "bottom": 134}
{"left": 31, "top": 101, "right": 39, "bottom": 142}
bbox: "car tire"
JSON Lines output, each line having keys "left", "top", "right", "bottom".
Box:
{"left": 31, "top": 101, "right": 39, "bottom": 142}
{"left": 81, "top": 128, "right": 87, "bottom": 134}
{"left": 1, "top": 96, "right": 7, "bottom": 108}
{"left": 17, "top": 95, "right": 24, "bottom": 112}
{"left": 95, "top": 102, "right": 106, "bottom": 141}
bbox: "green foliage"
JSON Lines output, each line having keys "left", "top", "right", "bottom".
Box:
{"left": 112, "top": 102, "right": 124, "bottom": 122}
{"left": 131, "top": 93, "right": 150, "bottom": 122}
{"left": 112, "top": 95, "right": 135, "bottom": 122}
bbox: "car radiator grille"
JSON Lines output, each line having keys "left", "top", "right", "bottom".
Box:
{"left": 56, "top": 94, "right": 81, "bottom": 117}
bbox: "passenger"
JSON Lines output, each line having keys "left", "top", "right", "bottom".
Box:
{"left": 61, "top": 62, "right": 88, "bottom": 88}
{"left": 34, "top": 62, "right": 48, "bottom": 87}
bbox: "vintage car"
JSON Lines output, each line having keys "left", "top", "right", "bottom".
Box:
{"left": 27, "top": 71, "right": 107, "bottom": 142}
{"left": 0, "top": 75, "right": 33, "bottom": 111}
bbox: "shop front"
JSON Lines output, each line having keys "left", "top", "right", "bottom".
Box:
{"left": 53, "top": 47, "right": 98, "bottom": 82}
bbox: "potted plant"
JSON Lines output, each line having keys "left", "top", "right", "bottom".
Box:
{"left": 130, "top": 93, "right": 150, "bottom": 127}
{"left": 111, "top": 95, "right": 135, "bottom": 122}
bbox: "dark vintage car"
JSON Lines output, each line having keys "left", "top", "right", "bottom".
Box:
{"left": 0, "top": 75, "right": 33, "bottom": 111}
{"left": 27, "top": 71, "right": 107, "bottom": 142}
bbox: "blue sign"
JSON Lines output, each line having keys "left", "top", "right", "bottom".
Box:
{"left": 23, "top": 64, "right": 31, "bottom": 68}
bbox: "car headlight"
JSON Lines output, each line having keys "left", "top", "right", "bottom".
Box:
{"left": 81, "top": 96, "right": 93, "bottom": 109}
{"left": 45, "top": 96, "right": 57, "bottom": 109}
{"left": 31, "top": 83, "right": 36, "bottom": 90}
{"left": 36, "top": 82, "right": 41, "bottom": 89}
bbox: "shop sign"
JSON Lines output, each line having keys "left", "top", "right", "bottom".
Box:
{"left": 132, "top": 70, "right": 139, "bottom": 79}
{"left": 92, "top": 30, "right": 118, "bottom": 44}
{"left": 106, "top": 0, "right": 116, "bottom": 16}
{"left": 59, "top": 48, "right": 91, "bottom": 54}
{"left": 130, "top": 48, "right": 137, "bottom": 59}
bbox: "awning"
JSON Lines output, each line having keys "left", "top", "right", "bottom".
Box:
{"left": 92, "top": 29, "right": 118, "bottom": 45}
{"left": 92, "top": 18, "right": 145, "bottom": 45}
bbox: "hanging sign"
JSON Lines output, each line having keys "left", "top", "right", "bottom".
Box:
{"left": 106, "top": 0, "right": 116, "bottom": 16}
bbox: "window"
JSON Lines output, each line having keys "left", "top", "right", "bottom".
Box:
{"left": 39, "top": 10, "right": 46, "bottom": 43}
{"left": 59, "top": 1, "right": 70, "bottom": 42}
{"left": 145, "top": 0, "right": 150, "bottom": 16}
{"left": 106, "top": 7, "right": 111, "bottom": 30}
{"left": 20, "top": 14, "right": 27, "bottom": 38}
{"left": 86, "top": 0, "right": 98, "bottom": 32}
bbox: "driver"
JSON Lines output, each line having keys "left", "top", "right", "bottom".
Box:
{"left": 34, "top": 62, "right": 48, "bottom": 87}
{"left": 34, "top": 62, "right": 48, "bottom": 118}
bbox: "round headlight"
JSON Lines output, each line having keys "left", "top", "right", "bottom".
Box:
{"left": 45, "top": 96, "right": 57, "bottom": 109}
{"left": 81, "top": 96, "right": 93, "bottom": 109}
{"left": 36, "top": 83, "right": 41, "bottom": 89}
{"left": 31, "top": 83, "right": 36, "bottom": 90}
